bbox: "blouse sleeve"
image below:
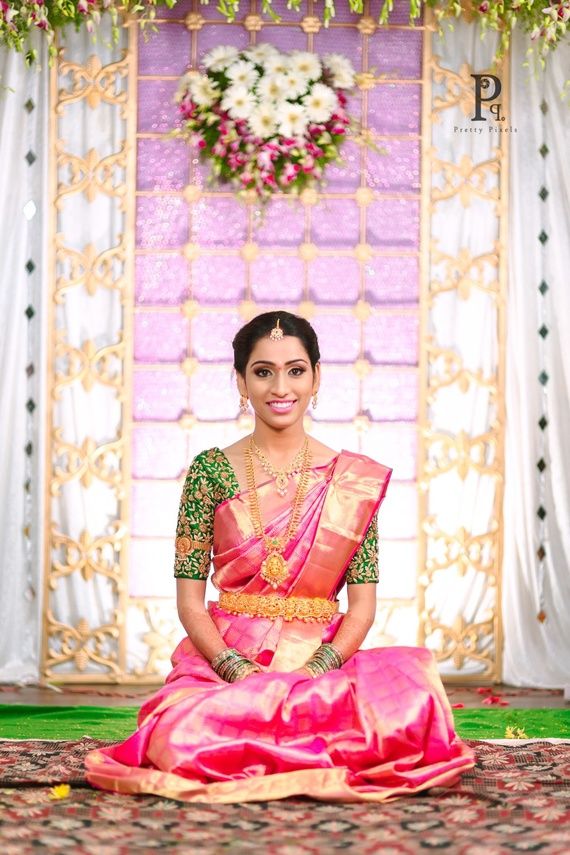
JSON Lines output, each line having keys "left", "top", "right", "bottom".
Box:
{"left": 173, "top": 450, "right": 218, "bottom": 580}
{"left": 345, "top": 509, "right": 379, "bottom": 584}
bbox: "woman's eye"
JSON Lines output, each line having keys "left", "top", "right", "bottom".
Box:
{"left": 255, "top": 369, "right": 271, "bottom": 377}
{"left": 290, "top": 367, "right": 305, "bottom": 376}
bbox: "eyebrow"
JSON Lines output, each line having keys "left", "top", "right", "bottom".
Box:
{"left": 251, "top": 359, "right": 309, "bottom": 367}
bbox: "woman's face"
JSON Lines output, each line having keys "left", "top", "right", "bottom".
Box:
{"left": 238, "top": 334, "right": 319, "bottom": 429}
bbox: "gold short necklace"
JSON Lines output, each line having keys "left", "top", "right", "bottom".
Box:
{"left": 251, "top": 437, "right": 307, "bottom": 497}
{"left": 245, "top": 436, "right": 312, "bottom": 589}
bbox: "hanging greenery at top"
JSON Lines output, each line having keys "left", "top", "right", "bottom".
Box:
{"left": 0, "top": 0, "right": 568, "bottom": 67}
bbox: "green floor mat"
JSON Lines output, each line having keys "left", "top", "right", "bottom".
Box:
{"left": 0, "top": 704, "right": 569, "bottom": 742}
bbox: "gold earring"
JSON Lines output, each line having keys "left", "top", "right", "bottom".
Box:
{"left": 239, "top": 395, "right": 249, "bottom": 414}
{"left": 312, "top": 392, "right": 318, "bottom": 409}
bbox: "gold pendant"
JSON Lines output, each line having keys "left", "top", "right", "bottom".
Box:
{"left": 260, "top": 550, "right": 289, "bottom": 589}
{"left": 275, "top": 471, "right": 288, "bottom": 496}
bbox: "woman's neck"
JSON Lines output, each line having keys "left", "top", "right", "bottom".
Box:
{"left": 251, "top": 424, "right": 308, "bottom": 463}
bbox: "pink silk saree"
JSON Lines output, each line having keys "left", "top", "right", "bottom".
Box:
{"left": 85, "top": 450, "right": 475, "bottom": 803}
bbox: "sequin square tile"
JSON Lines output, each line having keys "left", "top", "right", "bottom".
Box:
{"left": 192, "top": 256, "right": 246, "bottom": 303}
{"left": 137, "top": 80, "right": 179, "bottom": 133}
{"left": 133, "top": 370, "right": 188, "bottom": 421}
{"left": 368, "top": 29, "right": 422, "bottom": 79}
{"left": 134, "top": 313, "right": 189, "bottom": 363}
{"left": 132, "top": 425, "right": 188, "bottom": 479}
{"left": 251, "top": 256, "right": 304, "bottom": 303}
{"left": 366, "top": 138, "right": 420, "bottom": 192}
{"left": 191, "top": 312, "right": 243, "bottom": 362}
{"left": 367, "top": 84, "right": 421, "bottom": 134}
{"left": 137, "top": 139, "right": 190, "bottom": 191}
{"left": 362, "top": 369, "right": 418, "bottom": 421}
{"left": 314, "top": 29, "right": 363, "bottom": 71}
{"left": 367, "top": 198, "right": 419, "bottom": 249}
{"left": 364, "top": 313, "right": 419, "bottom": 364}
{"left": 312, "top": 199, "right": 360, "bottom": 248}
{"left": 136, "top": 255, "right": 190, "bottom": 306}
{"left": 190, "top": 365, "right": 239, "bottom": 420}
{"left": 138, "top": 24, "right": 190, "bottom": 77}
{"left": 308, "top": 257, "right": 360, "bottom": 304}
{"left": 255, "top": 200, "right": 305, "bottom": 247}
{"left": 364, "top": 256, "right": 419, "bottom": 305}
{"left": 312, "top": 313, "right": 360, "bottom": 362}
{"left": 192, "top": 197, "right": 248, "bottom": 247}
{"left": 197, "top": 27, "right": 248, "bottom": 64}
{"left": 136, "top": 196, "right": 189, "bottom": 249}
{"left": 324, "top": 141, "right": 361, "bottom": 193}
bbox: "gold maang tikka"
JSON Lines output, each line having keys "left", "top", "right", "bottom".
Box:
{"left": 269, "top": 317, "right": 284, "bottom": 341}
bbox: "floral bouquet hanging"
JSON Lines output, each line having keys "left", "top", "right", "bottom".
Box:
{"left": 0, "top": 0, "right": 174, "bottom": 64}
{"left": 174, "top": 44, "right": 356, "bottom": 202}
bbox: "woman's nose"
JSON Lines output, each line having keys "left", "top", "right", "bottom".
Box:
{"left": 271, "top": 371, "right": 288, "bottom": 396}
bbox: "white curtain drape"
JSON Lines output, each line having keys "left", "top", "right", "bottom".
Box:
{"left": 425, "top": 20, "right": 504, "bottom": 676}
{"left": 502, "top": 34, "right": 570, "bottom": 687}
{"left": 0, "top": 40, "right": 47, "bottom": 681}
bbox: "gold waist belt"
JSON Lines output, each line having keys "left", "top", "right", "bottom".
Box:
{"left": 218, "top": 591, "right": 339, "bottom": 623}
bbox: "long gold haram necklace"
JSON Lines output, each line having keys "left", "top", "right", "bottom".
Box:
{"left": 251, "top": 437, "right": 307, "bottom": 497}
{"left": 245, "top": 436, "right": 312, "bottom": 589}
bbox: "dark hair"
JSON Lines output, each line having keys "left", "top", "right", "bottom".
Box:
{"left": 232, "top": 310, "right": 320, "bottom": 376}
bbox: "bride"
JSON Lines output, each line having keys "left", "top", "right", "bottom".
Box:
{"left": 85, "top": 310, "right": 474, "bottom": 803}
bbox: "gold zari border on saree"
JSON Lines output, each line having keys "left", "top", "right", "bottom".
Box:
{"left": 218, "top": 592, "right": 339, "bottom": 623}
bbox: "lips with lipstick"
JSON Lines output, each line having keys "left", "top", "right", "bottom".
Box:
{"left": 267, "top": 399, "right": 297, "bottom": 414}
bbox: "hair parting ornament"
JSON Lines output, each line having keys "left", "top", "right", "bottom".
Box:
{"left": 269, "top": 317, "right": 284, "bottom": 341}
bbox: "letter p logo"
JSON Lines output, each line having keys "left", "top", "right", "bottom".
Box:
{"left": 471, "top": 74, "right": 502, "bottom": 122}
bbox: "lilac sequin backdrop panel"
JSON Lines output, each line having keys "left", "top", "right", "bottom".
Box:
{"left": 132, "top": 0, "right": 422, "bottom": 646}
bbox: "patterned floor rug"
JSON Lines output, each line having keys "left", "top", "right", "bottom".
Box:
{"left": 0, "top": 738, "right": 569, "bottom": 853}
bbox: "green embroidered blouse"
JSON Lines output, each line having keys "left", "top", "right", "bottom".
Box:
{"left": 174, "top": 447, "right": 379, "bottom": 585}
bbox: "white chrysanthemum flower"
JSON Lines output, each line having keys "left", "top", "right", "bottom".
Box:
{"left": 189, "top": 74, "right": 220, "bottom": 107}
{"left": 277, "top": 101, "right": 308, "bottom": 138}
{"left": 244, "top": 43, "right": 280, "bottom": 65}
{"left": 290, "top": 51, "right": 322, "bottom": 81}
{"left": 248, "top": 102, "right": 278, "bottom": 139}
{"left": 276, "top": 71, "right": 310, "bottom": 100}
{"left": 303, "top": 82, "right": 337, "bottom": 123}
{"left": 263, "top": 52, "right": 291, "bottom": 76}
{"left": 256, "top": 73, "right": 287, "bottom": 102}
{"left": 221, "top": 84, "right": 257, "bottom": 119}
{"left": 323, "top": 53, "right": 356, "bottom": 89}
{"left": 226, "top": 59, "right": 259, "bottom": 88}
{"left": 175, "top": 70, "right": 201, "bottom": 103}
{"left": 202, "top": 45, "right": 240, "bottom": 73}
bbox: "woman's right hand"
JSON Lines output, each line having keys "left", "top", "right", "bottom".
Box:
{"left": 232, "top": 663, "right": 261, "bottom": 682}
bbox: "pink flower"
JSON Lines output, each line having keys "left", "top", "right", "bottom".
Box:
{"left": 482, "top": 695, "right": 509, "bottom": 706}
{"left": 257, "top": 149, "right": 275, "bottom": 171}
{"left": 330, "top": 125, "right": 346, "bottom": 135}
{"left": 280, "top": 162, "right": 301, "bottom": 185}
{"left": 240, "top": 172, "right": 254, "bottom": 186}
{"left": 262, "top": 172, "right": 278, "bottom": 189}
{"left": 189, "top": 133, "right": 206, "bottom": 149}
{"left": 306, "top": 142, "right": 323, "bottom": 157}
{"left": 301, "top": 155, "right": 315, "bottom": 173}
{"left": 178, "top": 98, "right": 196, "bottom": 120}
{"left": 212, "top": 141, "right": 227, "bottom": 157}
{"left": 228, "top": 152, "right": 246, "bottom": 169}
{"left": 478, "top": 1, "right": 489, "bottom": 12}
